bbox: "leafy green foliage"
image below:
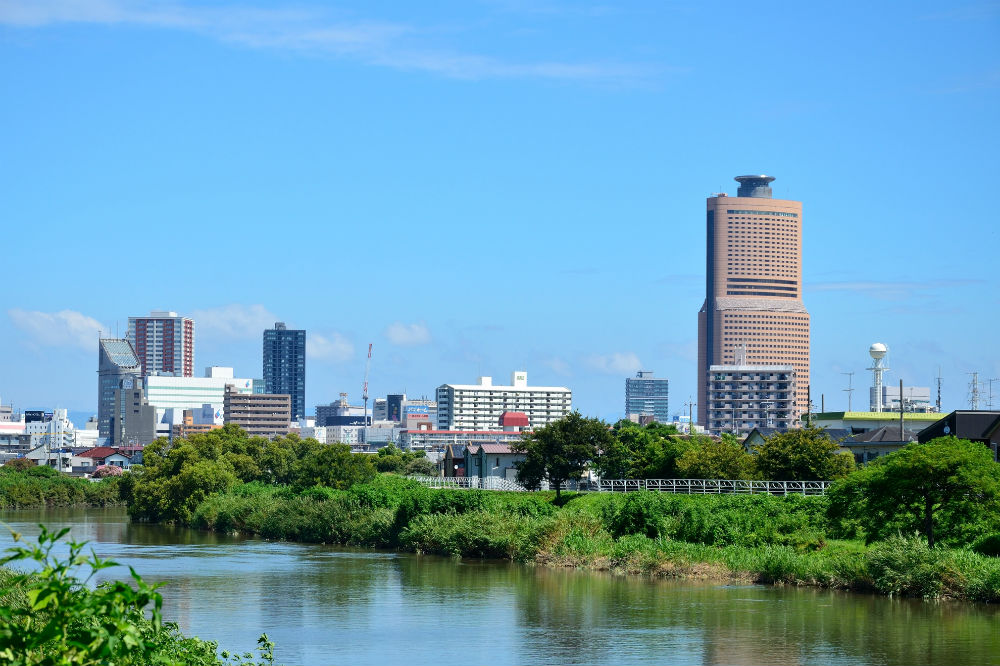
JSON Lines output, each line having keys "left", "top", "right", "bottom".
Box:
{"left": 0, "top": 525, "right": 223, "bottom": 665}
{"left": 514, "top": 411, "right": 613, "bottom": 497}
{"left": 594, "top": 421, "right": 692, "bottom": 479}
{"left": 752, "top": 426, "right": 855, "bottom": 481}
{"left": 0, "top": 467, "right": 123, "bottom": 508}
{"left": 971, "top": 533, "right": 1000, "bottom": 558}
{"left": 828, "top": 437, "right": 1000, "bottom": 547}
{"left": 3, "top": 458, "right": 36, "bottom": 471}
{"left": 129, "top": 426, "right": 381, "bottom": 523}
{"left": 676, "top": 433, "right": 755, "bottom": 479}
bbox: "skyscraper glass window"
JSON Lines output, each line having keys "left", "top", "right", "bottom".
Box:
{"left": 263, "top": 322, "right": 306, "bottom": 420}
{"left": 625, "top": 371, "right": 670, "bottom": 423}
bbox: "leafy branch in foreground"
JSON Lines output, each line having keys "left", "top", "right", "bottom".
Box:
{"left": 0, "top": 525, "right": 277, "bottom": 665}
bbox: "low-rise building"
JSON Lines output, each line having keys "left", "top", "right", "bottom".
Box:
{"left": 841, "top": 426, "right": 919, "bottom": 464}
{"left": 811, "top": 411, "right": 945, "bottom": 435}
{"left": 918, "top": 410, "right": 1000, "bottom": 461}
{"left": 464, "top": 443, "right": 526, "bottom": 481}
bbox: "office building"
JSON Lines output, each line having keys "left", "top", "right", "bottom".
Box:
{"left": 98, "top": 338, "right": 142, "bottom": 442}
{"left": 706, "top": 363, "right": 796, "bottom": 434}
{"left": 263, "top": 322, "right": 306, "bottom": 420}
{"left": 387, "top": 394, "right": 406, "bottom": 422}
{"left": 435, "top": 371, "right": 571, "bottom": 431}
{"left": 128, "top": 311, "right": 195, "bottom": 377}
{"left": 112, "top": 384, "right": 157, "bottom": 449}
{"left": 223, "top": 386, "right": 291, "bottom": 438}
{"left": 870, "top": 385, "right": 934, "bottom": 413}
{"left": 144, "top": 367, "right": 256, "bottom": 428}
{"left": 625, "top": 371, "right": 670, "bottom": 423}
{"left": 698, "top": 175, "right": 810, "bottom": 426}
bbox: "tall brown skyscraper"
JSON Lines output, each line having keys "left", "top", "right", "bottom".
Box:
{"left": 697, "top": 175, "right": 810, "bottom": 427}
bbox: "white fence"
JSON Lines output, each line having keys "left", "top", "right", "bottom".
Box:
{"left": 409, "top": 476, "right": 831, "bottom": 496}
{"left": 409, "top": 476, "right": 528, "bottom": 492}
{"left": 595, "top": 478, "right": 831, "bottom": 496}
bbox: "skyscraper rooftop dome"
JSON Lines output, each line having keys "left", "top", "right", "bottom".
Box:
{"left": 735, "top": 175, "right": 775, "bottom": 198}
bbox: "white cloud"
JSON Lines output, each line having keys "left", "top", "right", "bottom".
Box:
{"left": 188, "top": 304, "right": 278, "bottom": 340}
{"left": 584, "top": 352, "right": 643, "bottom": 375}
{"left": 8, "top": 308, "right": 106, "bottom": 351}
{"left": 0, "top": 0, "right": 647, "bottom": 82}
{"left": 543, "top": 357, "right": 572, "bottom": 376}
{"left": 384, "top": 322, "right": 431, "bottom": 347}
{"left": 309, "top": 332, "right": 354, "bottom": 362}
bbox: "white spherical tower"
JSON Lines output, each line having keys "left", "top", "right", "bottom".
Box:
{"left": 867, "top": 343, "right": 889, "bottom": 412}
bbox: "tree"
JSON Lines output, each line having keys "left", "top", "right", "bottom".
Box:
{"left": 404, "top": 457, "right": 436, "bottom": 476}
{"left": 293, "top": 443, "right": 377, "bottom": 490}
{"left": 752, "top": 426, "right": 855, "bottom": 481}
{"left": 676, "top": 434, "right": 755, "bottom": 479}
{"left": 828, "top": 437, "right": 1000, "bottom": 548}
{"left": 3, "top": 458, "right": 35, "bottom": 471}
{"left": 513, "top": 412, "right": 612, "bottom": 498}
{"left": 593, "top": 421, "right": 691, "bottom": 480}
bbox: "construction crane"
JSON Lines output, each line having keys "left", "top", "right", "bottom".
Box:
{"left": 363, "top": 343, "right": 373, "bottom": 441}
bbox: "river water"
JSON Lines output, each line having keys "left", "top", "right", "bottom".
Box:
{"left": 1, "top": 507, "right": 997, "bottom": 666}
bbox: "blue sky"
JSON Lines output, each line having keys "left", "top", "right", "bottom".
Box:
{"left": 2, "top": 0, "right": 998, "bottom": 423}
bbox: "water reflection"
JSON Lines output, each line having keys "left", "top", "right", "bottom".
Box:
{"left": 1, "top": 508, "right": 997, "bottom": 666}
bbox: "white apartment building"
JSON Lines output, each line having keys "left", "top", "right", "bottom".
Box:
{"left": 435, "top": 371, "right": 572, "bottom": 431}
{"left": 144, "top": 367, "right": 256, "bottom": 433}
{"left": 706, "top": 364, "right": 797, "bottom": 435}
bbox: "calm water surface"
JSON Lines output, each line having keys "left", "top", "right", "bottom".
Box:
{"left": 2, "top": 507, "right": 997, "bottom": 666}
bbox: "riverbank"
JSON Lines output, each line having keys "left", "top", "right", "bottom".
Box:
{"left": 144, "top": 476, "right": 1000, "bottom": 602}
{"left": 0, "top": 467, "right": 123, "bottom": 508}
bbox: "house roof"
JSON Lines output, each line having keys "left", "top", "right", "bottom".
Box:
{"left": 467, "top": 443, "right": 517, "bottom": 455}
{"left": 499, "top": 411, "right": 530, "bottom": 427}
{"left": 846, "top": 426, "right": 919, "bottom": 444}
{"left": 76, "top": 446, "right": 120, "bottom": 459}
{"left": 743, "top": 427, "right": 851, "bottom": 448}
{"left": 918, "top": 410, "right": 1000, "bottom": 443}
{"left": 444, "top": 444, "right": 467, "bottom": 458}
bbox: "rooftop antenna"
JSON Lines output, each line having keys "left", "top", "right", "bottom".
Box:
{"left": 968, "top": 372, "right": 981, "bottom": 410}
{"left": 842, "top": 371, "right": 855, "bottom": 411}
{"left": 989, "top": 379, "right": 1000, "bottom": 410}
{"left": 936, "top": 367, "right": 942, "bottom": 412}
{"left": 867, "top": 343, "right": 889, "bottom": 413}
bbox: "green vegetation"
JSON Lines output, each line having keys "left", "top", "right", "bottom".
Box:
{"left": 828, "top": 436, "right": 1000, "bottom": 547}
{"left": 8, "top": 421, "right": 1000, "bottom": 603}
{"left": 513, "top": 411, "right": 613, "bottom": 497}
{"left": 0, "top": 525, "right": 276, "bottom": 665}
{"left": 752, "top": 426, "right": 855, "bottom": 481}
{"left": 0, "top": 466, "right": 123, "bottom": 509}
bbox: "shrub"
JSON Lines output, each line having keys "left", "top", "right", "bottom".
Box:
{"left": 0, "top": 525, "right": 226, "bottom": 665}
{"left": 93, "top": 465, "right": 124, "bottom": 478}
{"left": 971, "top": 533, "right": 1000, "bottom": 558}
{"left": 866, "top": 534, "right": 962, "bottom": 598}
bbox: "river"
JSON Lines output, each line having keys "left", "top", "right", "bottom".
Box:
{"left": 1, "top": 507, "right": 997, "bottom": 666}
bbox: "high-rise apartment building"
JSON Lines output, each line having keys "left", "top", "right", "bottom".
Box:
{"left": 625, "top": 371, "right": 670, "bottom": 423}
{"left": 128, "top": 311, "right": 195, "bottom": 377}
{"left": 697, "top": 175, "right": 810, "bottom": 426}
{"left": 223, "top": 386, "right": 291, "bottom": 438}
{"left": 97, "top": 338, "right": 142, "bottom": 442}
{"left": 435, "top": 371, "right": 571, "bottom": 431}
{"left": 263, "top": 322, "right": 306, "bottom": 420}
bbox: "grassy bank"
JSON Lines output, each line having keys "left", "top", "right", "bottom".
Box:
{"left": 0, "top": 466, "right": 123, "bottom": 508}
{"left": 169, "top": 475, "right": 1000, "bottom": 602}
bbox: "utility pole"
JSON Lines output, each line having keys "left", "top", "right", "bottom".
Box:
{"left": 899, "top": 379, "right": 905, "bottom": 441}
{"left": 936, "top": 367, "right": 942, "bottom": 413}
{"left": 683, "top": 397, "right": 695, "bottom": 434}
{"left": 989, "top": 378, "right": 1000, "bottom": 410}
{"left": 842, "top": 372, "right": 855, "bottom": 411}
